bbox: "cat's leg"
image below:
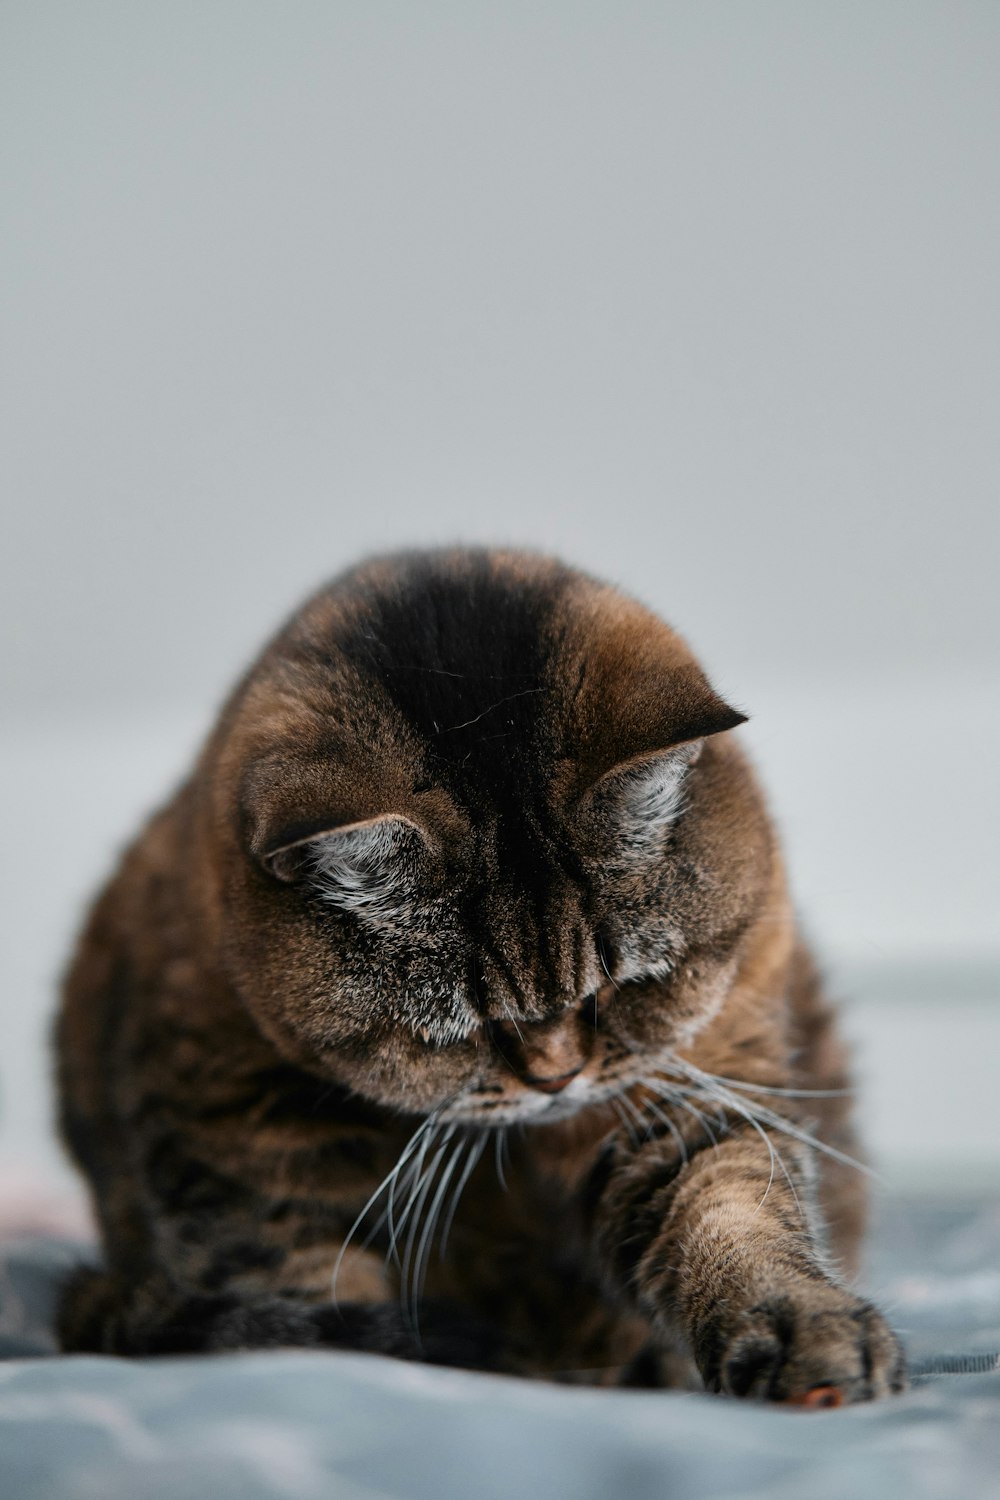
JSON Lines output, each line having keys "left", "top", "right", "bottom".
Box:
{"left": 589, "top": 1125, "right": 906, "bottom": 1403}
{"left": 58, "top": 1260, "right": 504, "bottom": 1367}
{"left": 57, "top": 1122, "right": 506, "bottom": 1367}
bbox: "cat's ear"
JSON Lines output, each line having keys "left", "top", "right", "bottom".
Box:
{"left": 571, "top": 632, "right": 747, "bottom": 785}
{"left": 262, "top": 814, "right": 426, "bottom": 918}
{"left": 586, "top": 740, "right": 703, "bottom": 849}
{"left": 241, "top": 753, "right": 432, "bottom": 914}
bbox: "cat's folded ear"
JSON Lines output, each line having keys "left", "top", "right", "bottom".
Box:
{"left": 584, "top": 740, "right": 703, "bottom": 850}
{"left": 262, "top": 814, "right": 426, "bottom": 918}
{"left": 570, "top": 648, "right": 746, "bottom": 846}
{"left": 572, "top": 651, "right": 747, "bottom": 789}
{"left": 240, "top": 756, "right": 431, "bottom": 917}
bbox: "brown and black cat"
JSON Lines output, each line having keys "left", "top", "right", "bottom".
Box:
{"left": 56, "top": 548, "right": 905, "bottom": 1402}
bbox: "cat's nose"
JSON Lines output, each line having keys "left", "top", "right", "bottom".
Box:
{"left": 521, "top": 1064, "right": 584, "bottom": 1095}
{"left": 491, "top": 1010, "right": 592, "bottom": 1093}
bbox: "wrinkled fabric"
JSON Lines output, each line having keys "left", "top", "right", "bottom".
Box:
{"left": 1, "top": 1199, "right": 998, "bottom": 1500}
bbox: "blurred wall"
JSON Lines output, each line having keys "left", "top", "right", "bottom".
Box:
{"left": 3, "top": 3, "right": 998, "bottom": 716}
{"left": 1, "top": 4, "right": 997, "bottom": 1191}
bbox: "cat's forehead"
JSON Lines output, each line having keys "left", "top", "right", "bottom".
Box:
{"left": 328, "top": 551, "right": 566, "bottom": 756}
{"left": 289, "top": 549, "right": 700, "bottom": 723}
{"left": 225, "top": 548, "right": 738, "bottom": 815}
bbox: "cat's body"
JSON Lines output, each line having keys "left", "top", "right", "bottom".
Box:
{"left": 56, "top": 549, "right": 904, "bottom": 1400}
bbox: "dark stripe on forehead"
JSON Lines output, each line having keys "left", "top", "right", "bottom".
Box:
{"left": 333, "top": 550, "right": 569, "bottom": 787}
{"left": 331, "top": 552, "right": 578, "bottom": 993}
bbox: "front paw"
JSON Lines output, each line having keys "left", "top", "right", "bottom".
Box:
{"left": 700, "top": 1283, "right": 907, "bottom": 1404}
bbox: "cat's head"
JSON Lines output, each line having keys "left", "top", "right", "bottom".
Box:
{"left": 202, "top": 549, "right": 774, "bottom": 1124}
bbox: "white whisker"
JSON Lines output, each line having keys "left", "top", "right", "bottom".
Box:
{"left": 597, "top": 936, "right": 621, "bottom": 993}
{"left": 651, "top": 1074, "right": 801, "bottom": 1221}
{"left": 440, "top": 1132, "right": 488, "bottom": 1261}
{"left": 659, "top": 1058, "right": 878, "bottom": 1180}
{"left": 695, "top": 1072, "right": 853, "bottom": 1101}
{"left": 387, "top": 1118, "right": 442, "bottom": 1266}
{"left": 610, "top": 1096, "right": 640, "bottom": 1148}
{"left": 400, "top": 1129, "right": 455, "bottom": 1322}
{"left": 636, "top": 1091, "right": 689, "bottom": 1164}
{"left": 502, "top": 1000, "right": 526, "bottom": 1045}
{"left": 411, "top": 1132, "right": 464, "bottom": 1320}
{"left": 710, "top": 1086, "right": 804, "bottom": 1221}
{"left": 494, "top": 1126, "right": 509, "bottom": 1193}
{"left": 331, "top": 1111, "right": 438, "bottom": 1305}
{"left": 617, "top": 1091, "right": 653, "bottom": 1141}
{"left": 664, "top": 1086, "right": 720, "bottom": 1147}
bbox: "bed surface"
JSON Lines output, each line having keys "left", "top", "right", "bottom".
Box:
{"left": 2, "top": 1197, "right": 998, "bottom": 1499}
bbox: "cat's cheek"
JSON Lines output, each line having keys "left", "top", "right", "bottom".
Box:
{"left": 583, "top": 951, "right": 742, "bottom": 1062}
{"left": 339, "top": 1046, "right": 485, "bottom": 1115}
{"left": 313, "top": 1021, "right": 482, "bottom": 1110}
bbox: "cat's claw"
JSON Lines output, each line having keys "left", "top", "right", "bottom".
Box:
{"left": 706, "top": 1286, "right": 907, "bottom": 1404}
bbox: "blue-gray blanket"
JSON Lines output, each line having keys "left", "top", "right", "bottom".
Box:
{"left": 2, "top": 1199, "right": 998, "bottom": 1499}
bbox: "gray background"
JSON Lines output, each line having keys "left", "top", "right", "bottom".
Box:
{"left": 1, "top": 3, "right": 997, "bottom": 1198}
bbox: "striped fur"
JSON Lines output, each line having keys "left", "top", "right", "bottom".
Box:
{"left": 55, "top": 548, "right": 904, "bottom": 1400}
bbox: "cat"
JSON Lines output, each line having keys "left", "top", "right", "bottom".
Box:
{"left": 56, "top": 547, "right": 905, "bottom": 1402}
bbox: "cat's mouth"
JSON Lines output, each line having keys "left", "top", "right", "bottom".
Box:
{"left": 443, "top": 1071, "right": 632, "bottom": 1128}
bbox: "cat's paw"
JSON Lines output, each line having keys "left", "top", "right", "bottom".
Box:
{"left": 702, "top": 1284, "right": 907, "bottom": 1404}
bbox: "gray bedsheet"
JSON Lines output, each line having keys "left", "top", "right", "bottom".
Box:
{"left": 2, "top": 1199, "right": 998, "bottom": 1499}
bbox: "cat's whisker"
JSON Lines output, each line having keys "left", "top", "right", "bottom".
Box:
{"left": 439, "top": 1131, "right": 488, "bottom": 1263}
{"left": 647, "top": 1074, "right": 800, "bottom": 1221}
{"left": 657, "top": 1058, "right": 879, "bottom": 1180}
{"left": 701, "top": 1093, "right": 729, "bottom": 1139}
{"left": 693, "top": 1071, "right": 853, "bottom": 1101}
{"left": 436, "top": 684, "right": 543, "bottom": 736}
{"left": 617, "top": 1090, "right": 654, "bottom": 1141}
{"left": 400, "top": 1128, "right": 456, "bottom": 1324}
{"left": 493, "top": 1126, "right": 509, "bottom": 1193}
{"left": 635, "top": 1090, "right": 689, "bottom": 1165}
{"left": 702, "top": 1083, "right": 779, "bottom": 1213}
{"left": 395, "top": 1123, "right": 451, "bottom": 1254}
{"left": 651, "top": 1076, "right": 758, "bottom": 1163}
{"left": 501, "top": 1000, "right": 526, "bottom": 1046}
{"left": 746, "top": 1099, "right": 878, "bottom": 1181}
{"left": 734, "top": 1101, "right": 778, "bottom": 1215}
{"left": 411, "top": 1131, "right": 466, "bottom": 1319}
{"left": 610, "top": 1096, "right": 640, "bottom": 1148}
{"left": 597, "top": 935, "right": 636, "bottom": 1039}
{"left": 704, "top": 1085, "right": 803, "bottom": 1221}
{"left": 652, "top": 1068, "right": 874, "bottom": 1240}
{"left": 363, "top": 1119, "right": 443, "bottom": 1253}
{"left": 658, "top": 1085, "right": 720, "bottom": 1148}
{"left": 366, "top": 1145, "right": 424, "bottom": 1253}
{"left": 596, "top": 935, "right": 620, "bottom": 993}
{"left": 382, "top": 1090, "right": 469, "bottom": 1264}
{"left": 386, "top": 1118, "right": 444, "bottom": 1266}
{"left": 331, "top": 1110, "right": 439, "bottom": 1305}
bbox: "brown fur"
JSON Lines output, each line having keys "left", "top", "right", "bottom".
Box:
{"left": 55, "top": 548, "right": 904, "bottom": 1400}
